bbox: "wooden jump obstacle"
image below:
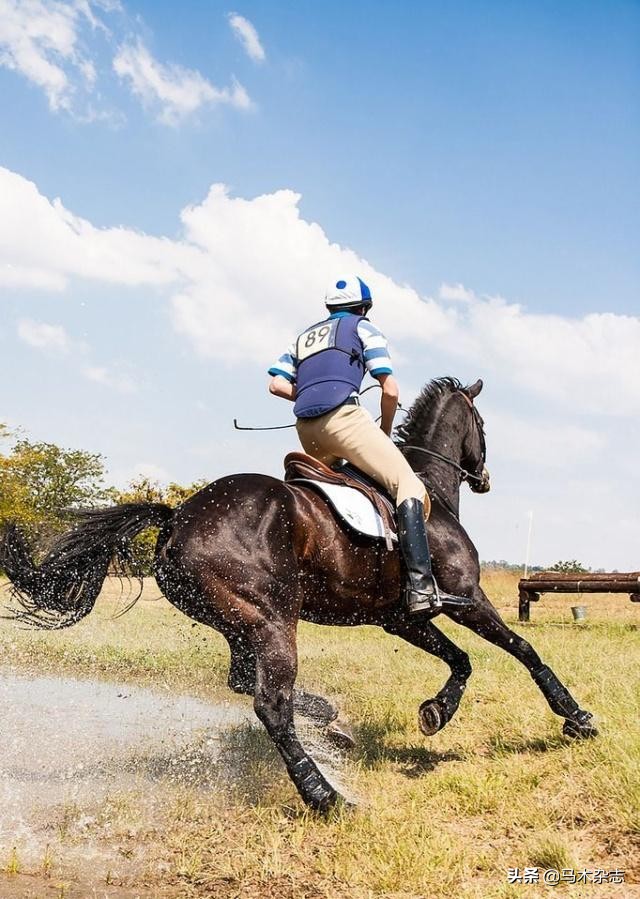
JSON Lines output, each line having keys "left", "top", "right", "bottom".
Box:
{"left": 518, "top": 571, "right": 640, "bottom": 622}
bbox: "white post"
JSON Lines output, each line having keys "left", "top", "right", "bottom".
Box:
{"left": 524, "top": 510, "right": 534, "bottom": 579}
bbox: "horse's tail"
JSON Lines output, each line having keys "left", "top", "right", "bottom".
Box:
{"left": 0, "top": 503, "right": 173, "bottom": 630}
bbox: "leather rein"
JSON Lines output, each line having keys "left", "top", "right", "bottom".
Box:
{"left": 399, "top": 444, "right": 485, "bottom": 483}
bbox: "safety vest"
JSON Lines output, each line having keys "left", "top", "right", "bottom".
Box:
{"left": 293, "top": 314, "right": 366, "bottom": 419}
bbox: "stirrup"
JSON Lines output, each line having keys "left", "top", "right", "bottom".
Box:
{"left": 406, "top": 582, "right": 442, "bottom": 616}
{"left": 437, "top": 588, "right": 474, "bottom": 610}
{"left": 407, "top": 581, "right": 473, "bottom": 615}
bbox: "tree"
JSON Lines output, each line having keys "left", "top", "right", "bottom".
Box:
{"left": 0, "top": 431, "right": 108, "bottom": 547}
{"left": 0, "top": 422, "right": 209, "bottom": 575}
{"left": 549, "top": 560, "right": 590, "bottom": 574}
{"left": 109, "top": 475, "right": 209, "bottom": 574}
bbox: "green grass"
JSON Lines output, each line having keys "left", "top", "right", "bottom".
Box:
{"left": 1, "top": 573, "right": 639, "bottom": 898}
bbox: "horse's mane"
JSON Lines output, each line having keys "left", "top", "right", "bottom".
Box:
{"left": 395, "top": 376, "right": 465, "bottom": 447}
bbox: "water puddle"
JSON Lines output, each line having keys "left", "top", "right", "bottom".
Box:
{"left": 0, "top": 671, "right": 254, "bottom": 894}
{"left": 0, "top": 670, "right": 351, "bottom": 896}
{"left": 0, "top": 670, "right": 254, "bottom": 812}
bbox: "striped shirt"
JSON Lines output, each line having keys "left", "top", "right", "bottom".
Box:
{"left": 268, "top": 312, "right": 393, "bottom": 384}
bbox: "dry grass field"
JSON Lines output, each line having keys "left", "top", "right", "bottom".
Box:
{"left": 0, "top": 570, "right": 638, "bottom": 899}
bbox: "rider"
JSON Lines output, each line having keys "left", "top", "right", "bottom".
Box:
{"left": 268, "top": 276, "right": 450, "bottom": 616}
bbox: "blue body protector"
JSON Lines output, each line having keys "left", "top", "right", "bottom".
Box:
{"left": 293, "top": 314, "right": 366, "bottom": 419}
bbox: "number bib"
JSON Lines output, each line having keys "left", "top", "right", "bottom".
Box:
{"left": 296, "top": 319, "right": 339, "bottom": 362}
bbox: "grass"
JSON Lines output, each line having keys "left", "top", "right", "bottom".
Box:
{"left": 1, "top": 571, "right": 639, "bottom": 898}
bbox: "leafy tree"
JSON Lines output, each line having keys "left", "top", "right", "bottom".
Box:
{"left": 109, "top": 475, "right": 209, "bottom": 574}
{"left": 549, "top": 559, "right": 590, "bottom": 574}
{"left": 0, "top": 429, "right": 108, "bottom": 547}
{"left": 0, "top": 422, "right": 209, "bottom": 575}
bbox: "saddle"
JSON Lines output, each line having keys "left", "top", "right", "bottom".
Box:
{"left": 284, "top": 452, "right": 398, "bottom": 549}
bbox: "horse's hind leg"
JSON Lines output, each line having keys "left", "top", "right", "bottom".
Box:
{"left": 384, "top": 615, "right": 472, "bottom": 736}
{"left": 227, "top": 632, "right": 257, "bottom": 695}
{"left": 251, "top": 620, "right": 343, "bottom": 813}
{"left": 449, "top": 589, "right": 597, "bottom": 739}
{"left": 227, "top": 633, "right": 340, "bottom": 724}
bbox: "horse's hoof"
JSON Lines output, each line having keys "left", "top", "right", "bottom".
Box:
{"left": 418, "top": 699, "right": 444, "bottom": 737}
{"left": 309, "top": 788, "right": 342, "bottom": 816}
{"left": 326, "top": 719, "right": 356, "bottom": 751}
{"left": 563, "top": 711, "right": 599, "bottom": 740}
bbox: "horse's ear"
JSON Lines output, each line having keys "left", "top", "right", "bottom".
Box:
{"left": 467, "top": 379, "right": 483, "bottom": 399}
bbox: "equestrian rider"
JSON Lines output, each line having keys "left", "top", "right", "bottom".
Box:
{"left": 268, "top": 276, "right": 454, "bottom": 616}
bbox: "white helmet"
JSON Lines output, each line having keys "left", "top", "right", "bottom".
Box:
{"left": 325, "top": 276, "right": 373, "bottom": 310}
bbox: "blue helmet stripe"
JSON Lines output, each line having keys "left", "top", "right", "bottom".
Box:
{"left": 357, "top": 277, "right": 372, "bottom": 301}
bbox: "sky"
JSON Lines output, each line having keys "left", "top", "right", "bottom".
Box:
{"left": 0, "top": 0, "right": 638, "bottom": 569}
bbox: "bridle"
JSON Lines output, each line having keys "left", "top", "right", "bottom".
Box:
{"left": 399, "top": 391, "right": 487, "bottom": 485}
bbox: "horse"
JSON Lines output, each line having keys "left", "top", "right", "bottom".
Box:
{"left": 0, "top": 377, "right": 597, "bottom": 813}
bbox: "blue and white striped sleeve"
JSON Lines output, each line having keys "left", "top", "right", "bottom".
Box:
{"left": 357, "top": 320, "right": 393, "bottom": 376}
{"left": 268, "top": 342, "right": 297, "bottom": 383}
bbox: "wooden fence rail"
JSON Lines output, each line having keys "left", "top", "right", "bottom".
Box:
{"left": 517, "top": 571, "right": 640, "bottom": 622}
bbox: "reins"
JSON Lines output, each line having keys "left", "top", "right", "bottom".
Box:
{"left": 399, "top": 444, "right": 485, "bottom": 483}
{"left": 234, "top": 383, "right": 486, "bottom": 485}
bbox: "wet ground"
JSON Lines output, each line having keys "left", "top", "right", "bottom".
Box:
{"left": 0, "top": 670, "right": 350, "bottom": 898}
{"left": 0, "top": 670, "right": 253, "bottom": 896}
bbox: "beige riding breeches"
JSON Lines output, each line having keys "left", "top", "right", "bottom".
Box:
{"left": 295, "top": 404, "right": 428, "bottom": 509}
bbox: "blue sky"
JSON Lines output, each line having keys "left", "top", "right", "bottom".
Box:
{"left": 1, "top": 0, "right": 638, "bottom": 567}
{"left": 3, "top": 0, "right": 638, "bottom": 309}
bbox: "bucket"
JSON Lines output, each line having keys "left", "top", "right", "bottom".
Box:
{"left": 571, "top": 605, "right": 587, "bottom": 622}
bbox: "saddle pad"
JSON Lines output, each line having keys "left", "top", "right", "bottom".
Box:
{"left": 294, "top": 479, "right": 397, "bottom": 542}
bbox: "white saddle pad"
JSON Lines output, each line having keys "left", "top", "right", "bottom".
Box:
{"left": 296, "top": 479, "right": 397, "bottom": 541}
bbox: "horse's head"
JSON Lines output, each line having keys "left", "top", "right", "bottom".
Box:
{"left": 460, "top": 379, "right": 490, "bottom": 494}
{"left": 396, "top": 376, "right": 491, "bottom": 501}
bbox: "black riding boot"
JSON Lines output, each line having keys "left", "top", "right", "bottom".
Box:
{"left": 397, "top": 498, "right": 472, "bottom": 615}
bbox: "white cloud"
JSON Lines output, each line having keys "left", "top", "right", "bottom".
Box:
{"left": 3, "top": 163, "right": 639, "bottom": 568}
{"left": 113, "top": 39, "right": 251, "bottom": 124}
{"left": 3, "top": 165, "right": 639, "bottom": 419}
{"left": 16, "top": 313, "right": 135, "bottom": 393}
{"left": 0, "top": 2, "right": 249, "bottom": 124}
{"left": 170, "top": 183, "right": 451, "bottom": 361}
{"left": 0, "top": 166, "right": 199, "bottom": 291}
{"left": 17, "top": 318, "right": 72, "bottom": 353}
{"left": 83, "top": 364, "right": 136, "bottom": 392}
{"left": 439, "top": 282, "right": 476, "bottom": 303}
{"left": 228, "top": 12, "right": 265, "bottom": 62}
{"left": 445, "top": 295, "right": 640, "bottom": 416}
{"left": 484, "top": 407, "right": 605, "bottom": 470}
{"left": 0, "top": 0, "right": 104, "bottom": 113}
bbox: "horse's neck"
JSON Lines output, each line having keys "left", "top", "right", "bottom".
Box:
{"left": 416, "top": 403, "right": 465, "bottom": 517}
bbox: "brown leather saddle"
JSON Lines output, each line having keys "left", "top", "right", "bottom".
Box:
{"left": 284, "top": 452, "right": 397, "bottom": 549}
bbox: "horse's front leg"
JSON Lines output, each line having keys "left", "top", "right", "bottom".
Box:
{"left": 446, "top": 587, "right": 598, "bottom": 739}
{"left": 250, "top": 618, "right": 345, "bottom": 813}
{"left": 383, "top": 614, "right": 472, "bottom": 736}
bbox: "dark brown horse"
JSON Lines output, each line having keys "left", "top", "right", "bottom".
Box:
{"left": 0, "top": 377, "right": 596, "bottom": 812}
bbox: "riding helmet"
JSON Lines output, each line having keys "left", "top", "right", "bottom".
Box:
{"left": 325, "top": 276, "right": 373, "bottom": 310}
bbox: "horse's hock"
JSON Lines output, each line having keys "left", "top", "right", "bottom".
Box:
{"left": 518, "top": 571, "right": 640, "bottom": 621}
